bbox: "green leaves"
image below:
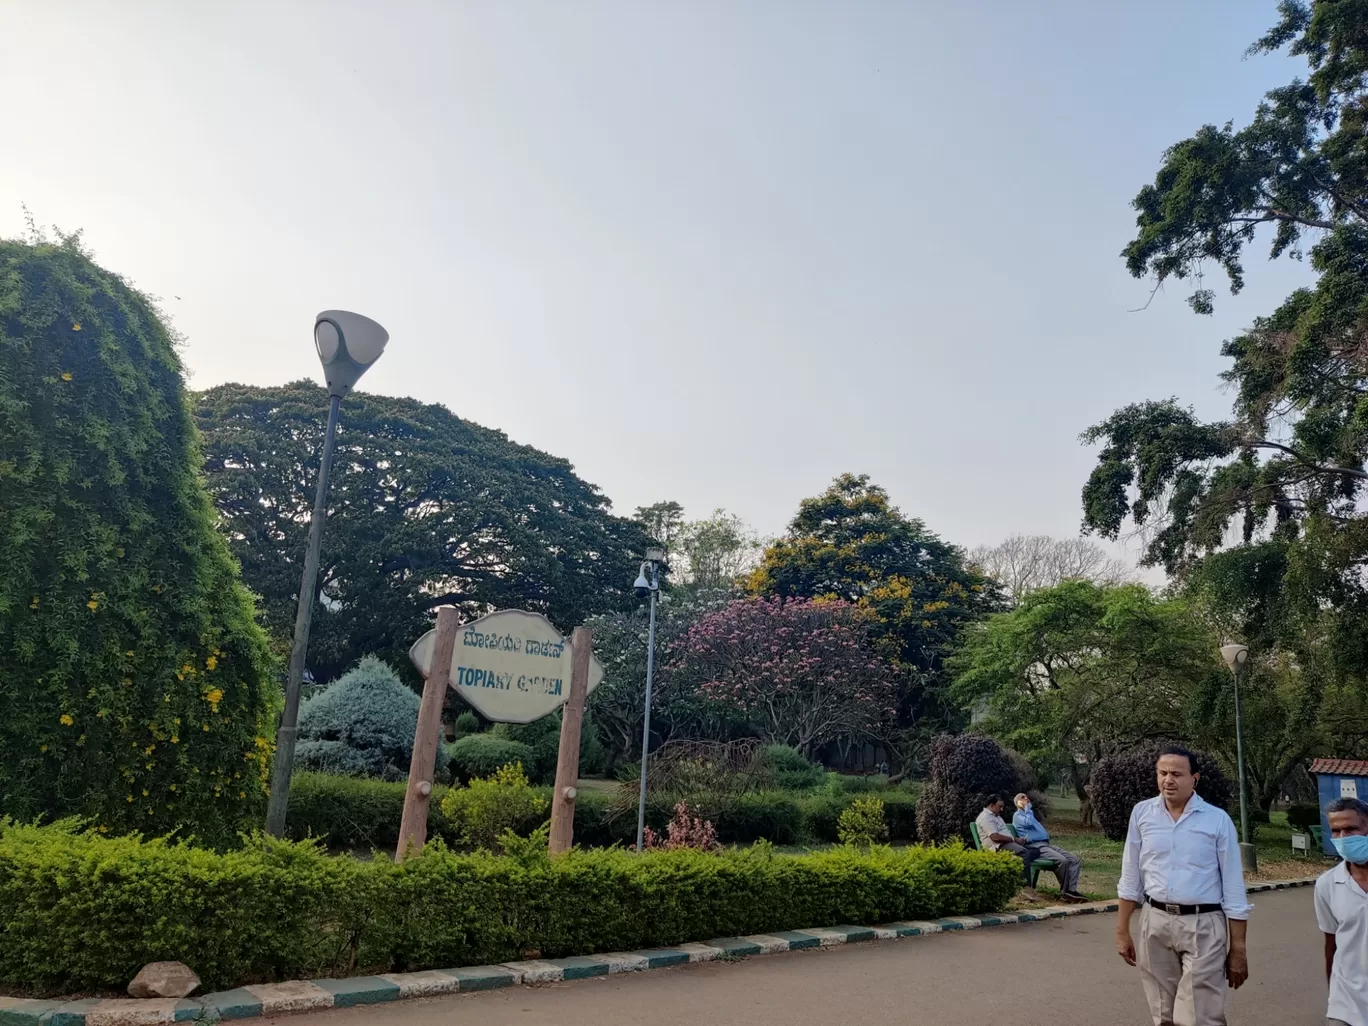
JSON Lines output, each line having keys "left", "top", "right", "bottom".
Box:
{"left": 192, "top": 382, "right": 651, "bottom": 683}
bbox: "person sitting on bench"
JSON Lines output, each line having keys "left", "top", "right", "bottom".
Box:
{"left": 975, "top": 795, "right": 1040, "bottom": 900}
{"left": 1013, "top": 792, "right": 1086, "bottom": 902}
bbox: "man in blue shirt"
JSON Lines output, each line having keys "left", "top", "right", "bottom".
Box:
{"left": 1012, "top": 792, "right": 1085, "bottom": 901}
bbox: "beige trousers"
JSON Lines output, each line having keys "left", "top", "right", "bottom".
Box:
{"left": 1137, "top": 904, "right": 1229, "bottom": 1026}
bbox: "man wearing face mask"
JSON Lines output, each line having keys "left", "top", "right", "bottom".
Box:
{"left": 1012, "top": 792, "right": 1086, "bottom": 901}
{"left": 1316, "top": 796, "right": 1368, "bottom": 1026}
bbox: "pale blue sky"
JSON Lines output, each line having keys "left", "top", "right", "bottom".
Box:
{"left": 1, "top": 1, "right": 1312, "bottom": 562}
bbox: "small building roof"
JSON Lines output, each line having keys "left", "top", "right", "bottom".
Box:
{"left": 1310, "top": 758, "right": 1368, "bottom": 777}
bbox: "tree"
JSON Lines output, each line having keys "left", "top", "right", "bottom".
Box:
{"left": 952, "top": 581, "right": 1218, "bottom": 806}
{"left": 663, "top": 596, "right": 900, "bottom": 754}
{"left": 970, "top": 535, "right": 1133, "bottom": 604}
{"left": 1084, "top": 1, "right": 1368, "bottom": 693}
{"left": 0, "top": 237, "right": 276, "bottom": 843}
{"left": 674, "top": 509, "right": 763, "bottom": 588}
{"left": 750, "top": 474, "right": 1000, "bottom": 725}
{"left": 634, "top": 501, "right": 685, "bottom": 549}
{"left": 584, "top": 586, "right": 735, "bottom": 767}
{"left": 193, "top": 382, "right": 650, "bottom": 684}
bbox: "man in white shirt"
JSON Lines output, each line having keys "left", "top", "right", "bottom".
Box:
{"left": 1115, "top": 746, "right": 1251, "bottom": 1026}
{"left": 1316, "top": 796, "right": 1368, "bottom": 1026}
{"left": 975, "top": 794, "right": 1040, "bottom": 900}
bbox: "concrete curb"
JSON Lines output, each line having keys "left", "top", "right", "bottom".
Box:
{"left": 0, "top": 877, "right": 1319, "bottom": 1026}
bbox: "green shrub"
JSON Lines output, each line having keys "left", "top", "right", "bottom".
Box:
{"left": 1089, "top": 742, "right": 1233, "bottom": 842}
{"left": 448, "top": 735, "right": 536, "bottom": 783}
{"left": 286, "top": 772, "right": 409, "bottom": 850}
{"left": 881, "top": 792, "right": 918, "bottom": 841}
{"left": 0, "top": 238, "right": 277, "bottom": 846}
{"left": 711, "top": 792, "right": 807, "bottom": 845}
{"left": 759, "top": 746, "right": 827, "bottom": 790}
{"left": 490, "top": 713, "right": 606, "bottom": 784}
{"left": 295, "top": 657, "right": 446, "bottom": 782}
{"left": 915, "top": 735, "right": 1036, "bottom": 844}
{"left": 1288, "top": 802, "right": 1322, "bottom": 830}
{"left": 439, "top": 764, "right": 548, "bottom": 850}
{"left": 453, "top": 711, "right": 481, "bottom": 738}
{"left": 0, "top": 819, "right": 1021, "bottom": 994}
{"left": 838, "top": 797, "right": 888, "bottom": 846}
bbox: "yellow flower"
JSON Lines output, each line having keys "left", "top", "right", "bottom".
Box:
{"left": 29, "top": 597, "right": 38, "bottom": 609}
{"left": 238, "top": 792, "right": 245, "bottom": 799}
{"left": 142, "top": 789, "right": 149, "bottom": 797}
{"left": 181, "top": 664, "right": 194, "bottom": 675}
{"left": 125, "top": 651, "right": 135, "bottom": 657}
{"left": 87, "top": 600, "right": 99, "bottom": 611}
{"left": 71, "top": 323, "right": 81, "bottom": 331}
{"left": 61, "top": 371, "right": 73, "bottom": 380}
{"left": 97, "top": 825, "right": 108, "bottom": 834}
{"left": 202, "top": 724, "right": 210, "bottom": 732}
{"left": 170, "top": 736, "right": 179, "bottom": 744}
{"left": 39, "top": 744, "right": 47, "bottom": 753}
{"left": 127, "top": 795, "right": 134, "bottom": 803}
{"left": 205, "top": 656, "right": 218, "bottom": 671}
{"left": 205, "top": 688, "right": 224, "bottom": 709}
{"left": 59, "top": 714, "right": 73, "bottom": 726}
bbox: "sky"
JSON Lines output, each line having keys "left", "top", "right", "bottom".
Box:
{"left": 1, "top": 1, "right": 1317, "bottom": 569}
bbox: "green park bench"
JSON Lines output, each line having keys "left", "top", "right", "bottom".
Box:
{"left": 969, "top": 821, "right": 1060, "bottom": 890}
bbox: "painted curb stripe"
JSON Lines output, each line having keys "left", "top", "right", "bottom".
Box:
{"left": 8, "top": 877, "right": 1317, "bottom": 1024}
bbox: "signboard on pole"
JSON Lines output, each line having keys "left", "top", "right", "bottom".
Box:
{"left": 408, "top": 609, "right": 604, "bottom": 723}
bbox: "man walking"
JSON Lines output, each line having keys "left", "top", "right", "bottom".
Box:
{"left": 1013, "top": 792, "right": 1086, "bottom": 901}
{"left": 975, "top": 794, "right": 1039, "bottom": 900}
{"left": 1316, "top": 796, "right": 1368, "bottom": 1026}
{"left": 1115, "top": 746, "right": 1250, "bottom": 1026}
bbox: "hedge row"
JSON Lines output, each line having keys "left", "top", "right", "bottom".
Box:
{"left": 284, "top": 773, "right": 917, "bottom": 851}
{"left": 0, "top": 820, "right": 1017, "bottom": 994}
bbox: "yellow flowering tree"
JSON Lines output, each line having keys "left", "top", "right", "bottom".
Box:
{"left": 0, "top": 236, "right": 276, "bottom": 843}
{"left": 749, "top": 474, "right": 1002, "bottom": 729}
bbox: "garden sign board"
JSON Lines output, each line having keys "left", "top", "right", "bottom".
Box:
{"left": 408, "top": 609, "right": 604, "bottom": 724}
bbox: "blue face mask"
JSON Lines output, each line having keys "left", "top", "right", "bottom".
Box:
{"left": 1333, "top": 834, "right": 1368, "bottom": 864}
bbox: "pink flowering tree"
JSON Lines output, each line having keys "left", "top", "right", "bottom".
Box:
{"left": 663, "top": 597, "right": 900, "bottom": 754}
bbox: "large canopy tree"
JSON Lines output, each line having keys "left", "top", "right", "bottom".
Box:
{"left": 0, "top": 237, "right": 276, "bottom": 843}
{"left": 194, "top": 382, "right": 650, "bottom": 683}
{"left": 1083, "top": 0, "right": 1368, "bottom": 680}
{"left": 749, "top": 473, "right": 1000, "bottom": 726}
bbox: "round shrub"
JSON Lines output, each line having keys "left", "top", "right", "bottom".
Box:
{"left": 490, "top": 712, "right": 607, "bottom": 783}
{"left": 294, "top": 656, "right": 445, "bottom": 782}
{"left": 916, "top": 734, "right": 1036, "bottom": 843}
{"left": 453, "top": 711, "right": 481, "bottom": 738}
{"left": 1090, "top": 742, "right": 1234, "bottom": 842}
{"left": 838, "top": 796, "right": 889, "bottom": 846}
{"left": 0, "top": 237, "right": 276, "bottom": 844}
{"left": 439, "top": 762, "right": 549, "bottom": 850}
{"left": 758, "top": 745, "right": 827, "bottom": 791}
{"left": 448, "top": 734, "right": 536, "bottom": 783}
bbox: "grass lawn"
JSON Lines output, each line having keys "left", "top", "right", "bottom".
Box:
{"left": 1016, "top": 790, "right": 1330, "bottom": 907}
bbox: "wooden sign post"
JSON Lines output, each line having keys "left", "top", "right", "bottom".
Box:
{"left": 548, "top": 626, "right": 593, "bottom": 855}
{"left": 395, "top": 606, "right": 459, "bottom": 861}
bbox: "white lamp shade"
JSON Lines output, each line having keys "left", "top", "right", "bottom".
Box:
{"left": 1220, "top": 643, "right": 1250, "bottom": 670}
{"left": 314, "top": 310, "right": 389, "bottom": 396}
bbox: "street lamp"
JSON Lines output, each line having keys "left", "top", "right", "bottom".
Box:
{"left": 634, "top": 546, "right": 667, "bottom": 852}
{"left": 1219, "top": 642, "right": 1257, "bottom": 872}
{"left": 265, "top": 311, "right": 389, "bottom": 837}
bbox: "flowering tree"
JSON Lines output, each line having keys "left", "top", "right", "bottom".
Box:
{"left": 664, "top": 597, "right": 899, "bottom": 753}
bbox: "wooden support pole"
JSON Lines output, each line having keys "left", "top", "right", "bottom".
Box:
{"left": 396, "top": 606, "right": 459, "bottom": 861}
{"left": 548, "top": 626, "right": 592, "bottom": 855}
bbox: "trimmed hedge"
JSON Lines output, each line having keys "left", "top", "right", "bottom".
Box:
{"left": 1288, "top": 802, "right": 1321, "bottom": 830}
{"left": 447, "top": 735, "right": 536, "bottom": 783}
{"left": 1090, "top": 742, "right": 1233, "bottom": 842}
{"left": 0, "top": 820, "right": 1018, "bottom": 994}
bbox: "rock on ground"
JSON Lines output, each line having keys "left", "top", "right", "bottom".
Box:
{"left": 127, "top": 961, "right": 201, "bottom": 999}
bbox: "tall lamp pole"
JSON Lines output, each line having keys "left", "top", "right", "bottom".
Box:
{"left": 1219, "top": 642, "right": 1257, "bottom": 872}
{"left": 265, "top": 311, "right": 389, "bottom": 837}
{"left": 633, "top": 547, "right": 666, "bottom": 852}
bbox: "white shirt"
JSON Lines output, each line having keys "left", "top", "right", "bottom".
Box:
{"left": 975, "top": 808, "right": 1010, "bottom": 851}
{"left": 1117, "top": 793, "right": 1251, "bottom": 920}
{"left": 1316, "top": 861, "right": 1368, "bottom": 1026}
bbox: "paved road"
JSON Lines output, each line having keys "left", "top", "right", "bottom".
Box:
{"left": 279, "top": 888, "right": 1326, "bottom": 1026}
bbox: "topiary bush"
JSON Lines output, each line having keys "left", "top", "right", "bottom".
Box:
{"left": 915, "top": 734, "right": 1036, "bottom": 843}
{"left": 452, "top": 711, "right": 481, "bottom": 739}
{"left": 838, "top": 797, "right": 889, "bottom": 846}
{"left": 448, "top": 734, "right": 537, "bottom": 783}
{"left": 1089, "top": 742, "right": 1234, "bottom": 842}
{"left": 1288, "top": 802, "right": 1322, "bottom": 830}
{"left": 0, "top": 818, "right": 1022, "bottom": 995}
{"left": 490, "top": 712, "right": 606, "bottom": 784}
{"left": 758, "top": 745, "right": 827, "bottom": 791}
{"left": 294, "top": 657, "right": 445, "bottom": 782}
{"left": 439, "top": 763, "right": 548, "bottom": 850}
{"left": 0, "top": 236, "right": 277, "bottom": 845}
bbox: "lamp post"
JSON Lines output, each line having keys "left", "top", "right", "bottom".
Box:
{"left": 1219, "top": 642, "right": 1257, "bottom": 872}
{"left": 633, "top": 547, "right": 666, "bottom": 852}
{"left": 265, "top": 311, "right": 389, "bottom": 837}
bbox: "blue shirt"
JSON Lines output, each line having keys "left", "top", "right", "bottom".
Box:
{"left": 1117, "top": 793, "right": 1251, "bottom": 920}
{"left": 1013, "top": 805, "right": 1050, "bottom": 844}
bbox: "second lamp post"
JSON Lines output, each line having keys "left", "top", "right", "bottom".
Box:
{"left": 633, "top": 547, "right": 667, "bottom": 852}
{"left": 1219, "top": 642, "right": 1257, "bottom": 872}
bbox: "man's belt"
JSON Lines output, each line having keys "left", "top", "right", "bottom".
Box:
{"left": 1147, "top": 897, "right": 1222, "bottom": 915}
